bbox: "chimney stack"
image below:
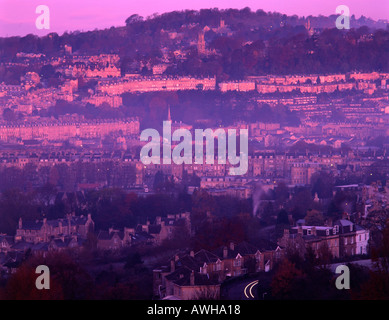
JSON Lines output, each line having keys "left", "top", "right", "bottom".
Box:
{"left": 190, "top": 250, "right": 195, "bottom": 257}
{"left": 229, "top": 242, "right": 235, "bottom": 251}
{"left": 170, "top": 259, "right": 175, "bottom": 272}
{"left": 223, "top": 246, "right": 228, "bottom": 259}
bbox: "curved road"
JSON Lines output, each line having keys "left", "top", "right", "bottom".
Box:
{"left": 243, "top": 280, "right": 259, "bottom": 300}
{"left": 223, "top": 277, "right": 260, "bottom": 300}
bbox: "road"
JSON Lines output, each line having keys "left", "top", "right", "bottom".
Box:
{"left": 222, "top": 277, "right": 260, "bottom": 300}
{"left": 243, "top": 280, "right": 259, "bottom": 300}
{"left": 328, "top": 259, "right": 375, "bottom": 272}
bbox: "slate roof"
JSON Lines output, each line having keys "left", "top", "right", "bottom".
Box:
{"left": 173, "top": 271, "right": 219, "bottom": 287}
{"left": 165, "top": 266, "right": 192, "bottom": 282}
{"left": 176, "top": 255, "right": 202, "bottom": 270}
{"left": 31, "top": 242, "right": 49, "bottom": 252}
{"left": 194, "top": 249, "right": 220, "bottom": 264}
{"left": 11, "top": 241, "right": 33, "bottom": 251}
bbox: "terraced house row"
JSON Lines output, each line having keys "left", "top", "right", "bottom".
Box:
{"left": 278, "top": 218, "right": 370, "bottom": 259}
{"left": 153, "top": 241, "right": 284, "bottom": 300}
{"left": 0, "top": 118, "right": 140, "bottom": 142}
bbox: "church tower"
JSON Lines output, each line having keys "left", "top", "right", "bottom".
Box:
{"left": 197, "top": 32, "right": 205, "bottom": 55}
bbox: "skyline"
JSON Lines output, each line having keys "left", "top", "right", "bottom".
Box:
{"left": 0, "top": 0, "right": 388, "bottom": 37}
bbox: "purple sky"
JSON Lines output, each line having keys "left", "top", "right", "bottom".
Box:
{"left": 0, "top": 0, "right": 388, "bottom": 37}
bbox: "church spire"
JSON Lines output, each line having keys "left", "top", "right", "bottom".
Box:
{"left": 167, "top": 105, "right": 171, "bottom": 122}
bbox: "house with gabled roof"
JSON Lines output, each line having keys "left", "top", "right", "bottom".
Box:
{"left": 97, "top": 230, "right": 123, "bottom": 250}
{"left": 15, "top": 214, "right": 94, "bottom": 244}
{"left": 213, "top": 241, "right": 283, "bottom": 278}
{"left": 0, "top": 235, "right": 14, "bottom": 253}
{"left": 278, "top": 218, "right": 369, "bottom": 259}
{"left": 153, "top": 241, "right": 283, "bottom": 299}
{"left": 137, "top": 212, "right": 191, "bottom": 245}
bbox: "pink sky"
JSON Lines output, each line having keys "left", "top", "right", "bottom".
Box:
{"left": 0, "top": 0, "right": 388, "bottom": 37}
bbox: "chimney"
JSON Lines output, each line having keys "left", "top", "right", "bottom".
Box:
{"left": 190, "top": 270, "right": 195, "bottom": 286}
{"left": 174, "top": 254, "right": 179, "bottom": 262}
{"left": 170, "top": 260, "right": 175, "bottom": 272}
{"left": 223, "top": 246, "right": 228, "bottom": 259}
{"left": 229, "top": 242, "right": 235, "bottom": 251}
{"left": 297, "top": 226, "right": 303, "bottom": 235}
{"left": 18, "top": 218, "right": 22, "bottom": 229}
{"left": 190, "top": 250, "right": 195, "bottom": 257}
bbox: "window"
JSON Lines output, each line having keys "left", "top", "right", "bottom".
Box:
{"left": 307, "top": 229, "right": 312, "bottom": 235}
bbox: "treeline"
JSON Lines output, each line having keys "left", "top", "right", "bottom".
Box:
{"left": 0, "top": 8, "right": 388, "bottom": 78}
{"left": 0, "top": 161, "right": 136, "bottom": 192}
{"left": 121, "top": 90, "right": 301, "bottom": 129}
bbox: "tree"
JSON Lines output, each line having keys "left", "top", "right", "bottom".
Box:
{"left": 4, "top": 264, "right": 64, "bottom": 300}
{"left": 125, "top": 14, "right": 144, "bottom": 26}
{"left": 2, "top": 108, "right": 16, "bottom": 121}
{"left": 0, "top": 189, "right": 40, "bottom": 234}
{"left": 84, "top": 231, "right": 98, "bottom": 251}
{"left": 124, "top": 252, "right": 143, "bottom": 269}
{"left": 270, "top": 259, "right": 304, "bottom": 299}
{"left": 356, "top": 222, "right": 389, "bottom": 299}
{"left": 311, "top": 171, "right": 334, "bottom": 199}
{"left": 39, "top": 64, "right": 56, "bottom": 80}
{"left": 304, "top": 209, "right": 324, "bottom": 226}
{"left": 275, "top": 209, "right": 290, "bottom": 238}
{"left": 317, "top": 241, "right": 332, "bottom": 266}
